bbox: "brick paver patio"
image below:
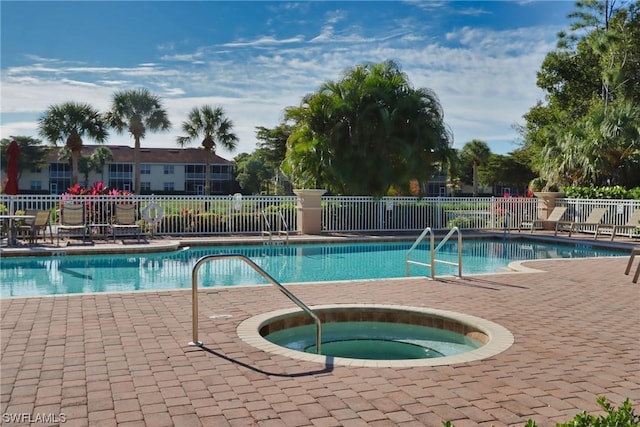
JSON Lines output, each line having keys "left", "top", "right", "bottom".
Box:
{"left": 1, "top": 239, "right": 639, "bottom": 426}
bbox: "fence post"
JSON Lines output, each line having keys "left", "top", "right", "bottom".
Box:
{"left": 490, "top": 196, "right": 496, "bottom": 229}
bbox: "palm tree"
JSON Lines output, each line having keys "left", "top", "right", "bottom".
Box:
{"left": 460, "top": 139, "right": 491, "bottom": 196}
{"left": 283, "top": 60, "right": 453, "bottom": 195}
{"left": 38, "top": 102, "right": 108, "bottom": 186}
{"left": 177, "top": 105, "right": 238, "bottom": 195}
{"left": 105, "top": 89, "right": 170, "bottom": 194}
{"left": 90, "top": 146, "right": 114, "bottom": 183}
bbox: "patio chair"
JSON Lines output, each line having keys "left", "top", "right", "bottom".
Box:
{"left": 57, "top": 204, "right": 89, "bottom": 245}
{"left": 19, "top": 209, "right": 53, "bottom": 244}
{"left": 624, "top": 246, "right": 640, "bottom": 283}
{"left": 110, "top": 204, "right": 141, "bottom": 243}
{"left": 519, "top": 206, "right": 567, "bottom": 233}
{"left": 609, "top": 210, "right": 640, "bottom": 241}
{"left": 554, "top": 207, "right": 607, "bottom": 238}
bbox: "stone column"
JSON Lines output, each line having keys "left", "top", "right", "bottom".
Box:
{"left": 293, "top": 189, "right": 326, "bottom": 235}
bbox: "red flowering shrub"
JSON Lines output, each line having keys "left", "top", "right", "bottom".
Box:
{"left": 63, "top": 182, "right": 132, "bottom": 197}
{"left": 61, "top": 182, "right": 133, "bottom": 225}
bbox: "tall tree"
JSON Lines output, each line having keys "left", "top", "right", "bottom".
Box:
{"left": 38, "top": 102, "right": 108, "bottom": 186}
{"left": 234, "top": 150, "right": 272, "bottom": 195}
{"left": 460, "top": 140, "right": 491, "bottom": 196}
{"left": 283, "top": 60, "right": 453, "bottom": 195}
{"left": 90, "top": 146, "right": 114, "bottom": 183}
{"left": 105, "top": 88, "right": 170, "bottom": 194}
{"left": 523, "top": 0, "right": 640, "bottom": 187}
{"left": 255, "top": 124, "right": 293, "bottom": 194}
{"left": 0, "top": 136, "right": 50, "bottom": 181}
{"left": 176, "top": 105, "right": 238, "bottom": 195}
{"left": 479, "top": 152, "right": 536, "bottom": 195}
{"left": 255, "top": 124, "right": 291, "bottom": 168}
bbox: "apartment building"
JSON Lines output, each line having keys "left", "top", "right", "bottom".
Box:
{"left": 20, "top": 145, "right": 235, "bottom": 195}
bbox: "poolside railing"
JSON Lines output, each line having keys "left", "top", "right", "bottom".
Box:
{"left": 321, "top": 196, "right": 540, "bottom": 232}
{"left": 1, "top": 194, "right": 638, "bottom": 237}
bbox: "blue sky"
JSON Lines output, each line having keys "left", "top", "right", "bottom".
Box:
{"left": 1, "top": 1, "right": 576, "bottom": 159}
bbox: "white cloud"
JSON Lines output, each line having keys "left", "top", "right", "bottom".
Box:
{"left": 1, "top": 10, "right": 565, "bottom": 158}
{"left": 221, "top": 36, "right": 305, "bottom": 48}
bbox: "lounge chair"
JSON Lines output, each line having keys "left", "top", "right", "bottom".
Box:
{"left": 609, "top": 210, "right": 640, "bottom": 241}
{"left": 57, "top": 204, "right": 89, "bottom": 245}
{"left": 624, "top": 247, "right": 640, "bottom": 283}
{"left": 19, "top": 209, "right": 54, "bottom": 244}
{"left": 555, "top": 207, "right": 607, "bottom": 238}
{"left": 110, "top": 204, "right": 141, "bottom": 243}
{"left": 519, "top": 206, "right": 567, "bottom": 233}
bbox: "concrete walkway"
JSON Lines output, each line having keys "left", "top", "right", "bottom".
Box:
{"left": 1, "top": 237, "right": 639, "bottom": 426}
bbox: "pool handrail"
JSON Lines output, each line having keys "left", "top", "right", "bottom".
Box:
{"left": 406, "top": 227, "right": 462, "bottom": 279}
{"left": 189, "top": 254, "right": 322, "bottom": 353}
{"left": 261, "top": 210, "right": 289, "bottom": 245}
{"left": 278, "top": 210, "right": 289, "bottom": 243}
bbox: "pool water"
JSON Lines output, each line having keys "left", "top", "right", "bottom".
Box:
{"left": 0, "top": 240, "right": 623, "bottom": 297}
{"left": 264, "top": 321, "right": 481, "bottom": 360}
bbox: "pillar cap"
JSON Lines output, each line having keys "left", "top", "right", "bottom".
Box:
{"left": 293, "top": 189, "right": 327, "bottom": 197}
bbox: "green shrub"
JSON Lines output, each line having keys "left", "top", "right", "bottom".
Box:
{"left": 447, "top": 216, "right": 472, "bottom": 228}
{"left": 562, "top": 185, "right": 640, "bottom": 199}
{"left": 444, "top": 397, "right": 639, "bottom": 427}
{"left": 629, "top": 187, "right": 640, "bottom": 200}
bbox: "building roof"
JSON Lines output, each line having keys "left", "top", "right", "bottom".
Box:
{"left": 45, "top": 145, "right": 232, "bottom": 165}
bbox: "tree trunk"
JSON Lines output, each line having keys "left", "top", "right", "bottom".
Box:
{"left": 472, "top": 163, "right": 478, "bottom": 196}
{"left": 205, "top": 149, "right": 211, "bottom": 196}
{"left": 134, "top": 136, "right": 141, "bottom": 194}
{"left": 71, "top": 149, "right": 79, "bottom": 186}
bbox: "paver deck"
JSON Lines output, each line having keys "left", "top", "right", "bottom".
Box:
{"left": 1, "top": 234, "right": 639, "bottom": 426}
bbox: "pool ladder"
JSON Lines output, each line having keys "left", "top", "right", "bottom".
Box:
{"left": 406, "top": 227, "right": 462, "bottom": 279}
{"left": 189, "top": 254, "right": 322, "bottom": 353}
{"left": 261, "top": 211, "right": 289, "bottom": 245}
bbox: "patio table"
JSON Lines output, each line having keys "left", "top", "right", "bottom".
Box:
{"left": 0, "top": 214, "right": 36, "bottom": 247}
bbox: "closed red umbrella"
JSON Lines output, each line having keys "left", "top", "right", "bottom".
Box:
{"left": 4, "top": 140, "right": 20, "bottom": 195}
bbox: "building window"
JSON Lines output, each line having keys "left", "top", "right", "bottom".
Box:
{"left": 49, "top": 162, "right": 71, "bottom": 178}
{"left": 30, "top": 181, "right": 42, "bottom": 190}
{"left": 185, "top": 164, "right": 205, "bottom": 179}
{"left": 109, "top": 163, "right": 133, "bottom": 178}
{"left": 141, "top": 182, "right": 151, "bottom": 192}
{"left": 164, "top": 165, "right": 174, "bottom": 175}
{"left": 108, "top": 163, "right": 133, "bottom": 191}
{"left": 140, "top": 164, "right": 151, "bottom": 175}
{"left": 163, "top": 182, "right": 174, "bottom": 192}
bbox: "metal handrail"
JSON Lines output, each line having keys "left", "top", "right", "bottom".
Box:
{"left": 406, "top": 227, "right": 435, "bottom": 277}
{"left": 260, "top": 211, "right": 273, "bottom": 242}
{"left": 406, "top": 227, "right": 462, "bottom": 279}
{"left": 278, "top": 211, "right": 289, "bottom": 243}
{"left": 261, "top": 210, "right": 289, "bottom": 244}
{"left": 189, "top": 254, "right": 322, "bottom": 353}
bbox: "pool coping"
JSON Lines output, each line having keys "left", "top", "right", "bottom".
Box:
{"left": 237, "top": 304, "right": 515, "bottom": 368}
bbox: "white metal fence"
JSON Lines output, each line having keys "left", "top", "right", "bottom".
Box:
{"left": 321, "top": 196, "right": 543, "bottom": 232}
{"left": 0, "top": 194, "right": 297, "bottom": 236}
{"left": 1, "top": 194, "right": 639, "bottom": 237}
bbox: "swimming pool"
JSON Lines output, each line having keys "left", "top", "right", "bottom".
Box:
{"left": 0, "top": 239, "right": 624, "bottom": 297}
